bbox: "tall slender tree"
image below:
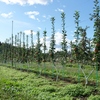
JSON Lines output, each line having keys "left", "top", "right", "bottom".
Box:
{"left": 61, "top": 12, "right": 67, "bottom": 65}
{"left": 43, "top": 30, "right": 47, "bottom": 62}
{"left": 49, "top": 17, "right": 56, "bottom": 63}
{"left": 11, "top": 21, "right": 14, "bottom": 67}
{"left": 73, "top": 11, "right": 80, "bottom": 62}
{"left": 79, "top": 26, "right": 89, "bottom": 63}
{"left": 19, "top": 32, "right": 22, "bottom": 62}
{"left": 22, "top": 32, "right": 26, "bottom": 63}
{"left": 90, "top": 0, "right": 100, "bottom": 70}
{"left": 50, "top": 17, "right": 59, "bottom": 81}
{"left": 30, "top": 30, "right": 34, "bottom": 62}
{"left": 26, "top": 35, "right": 29, "bottom": 63}
{"left": 35, "top": 31, "right": 42, "bottom": 64}
{"left": 17, "top": 33, "right": 20, "bottom": 62}
{"left": 14, "top": 35, "right": 17, "bottom": 66}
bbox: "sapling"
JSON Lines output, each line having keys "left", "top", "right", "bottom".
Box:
{"left": 18, "top": 32, "right": 22, "bottom": 68}
{"left": 73, "top": 11, "right": 81, "bottom": 82}
{"left": 73, "top": 11, "right": 80, "bottom": 62}
{"left": 90, "top": 0, "right": 100, "bottom": 85}
{"left": 11, "top": 33, "right": 14, "bottom": 67}
{"left": 61, "top": 12, "right": 67, "bottom": 77}
{"left": 14, "top": 35, "right": 17, "bottom": 67}
{"left": 90, "top": 0, "right": 100, "bottom": 70}
{"left": 11, "top": 21, "right": 14, "bottom": 67}
{"left": 20, "top": 32, "right": 22, "bottom": 62}
{"left": 17, "top": 33, "right": 20, "bottom": 63}
{"left": 30, "top": 30, "right": 34, "bottom": 64}
{"left": 50, "top": 17, "right": 55, "bottom": 63}
{"left": 49, "top": 17, "right": 58, "bottom": 81}
{"left": 22, "top": 32, "right": 26, "bottom": 63}
{"left": 35, "top": 31, "right": 42, "bottom": 74}
{"left": 79, "top": 26, "right": 89, "bottom": 64}
{"left": 26, "top": 35, "right": 30, "bottom": 70}
{"left": 42, "top": 30, "right": 47, "bottom": 71}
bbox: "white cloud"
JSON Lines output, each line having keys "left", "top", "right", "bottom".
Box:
{"left": 38, "top": 27, "right": 41, "bottom": 30}
{"left": 24, "top": 30, "right": 36, "bottom": 35}
{"left": 55, "top": 32, "right": 70, "bottom": 51}
{"left": 25, "top": 11, "right": 39, "bottom": 20}
{"left": 55, "top": 32, "right": 62, "bottom": 45}
{"left": 40, "top": 32, "right": 70, "bottom": 52}
{"left": 1, "top": 12, "right": 13, "bottom": 18}
{"left": 58, "top": 8, "right": 64, "bottom": 12}
{"left": 42, "top": 15, "right": 51, "bottom": 20}
{"left": 36, "top": 18, "right": 40, "bottom": 22}
{"left": 43, "top": 15, "right": 46, "bottom": 18}
{"left": 0, "top": 0, "right": 53, "bottom": 5}
{"left": 55, "top": 8, "right": 64, "bottom": 12}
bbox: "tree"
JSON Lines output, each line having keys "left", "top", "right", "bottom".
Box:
{"left": 30, "top": 30, "right": 34, "bottom": 62}
{"left": 78, "top": 26, "right": 89, "bottom": 63}
{"left": 90, "top": 0, "right": 100, "bottom": 70}
{"left": 49, "top": 17, "right": 56, "bottom": 62}
{"left": 43, "top": 30, "right": 47, "bottom": 62}
{"left": 22, "top": 32, "right": 26, "bottom": 63}
{"left": 73, "top": 11, "right": 81, "bottom": 62}
{"left": 11, "top": 33, "right": 14, "bottom": 66}
{"left": 61, "top": 12, "right": 67, "bottom": 65}
{"left": 26, "top": 35, "right": 29, "bottom": 63}
{"left": 35, "top": 31, "right": 42, "bottom": 64}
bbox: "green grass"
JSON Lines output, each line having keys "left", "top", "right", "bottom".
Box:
{"left": 0, "top": 64, "right": 100, "bottom": 100}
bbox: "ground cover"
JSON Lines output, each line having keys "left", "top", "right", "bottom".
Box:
{"left": 0, "top": 64, "right": 100, "bottom": 100}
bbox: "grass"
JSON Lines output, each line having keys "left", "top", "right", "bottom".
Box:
{"left": 0, "top": 62, "right": 100, "bottom": 100}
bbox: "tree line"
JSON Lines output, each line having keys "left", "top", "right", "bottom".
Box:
{"left": 0, "top": 0, "right": 100, "bottom": 70}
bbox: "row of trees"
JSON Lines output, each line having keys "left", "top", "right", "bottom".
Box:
{"left": 0, "top": 0, "right": 100, "bottom": 70}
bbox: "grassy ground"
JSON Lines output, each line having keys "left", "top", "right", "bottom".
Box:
{"left": 0, "top": 64, "right": 100, "bottom": 100}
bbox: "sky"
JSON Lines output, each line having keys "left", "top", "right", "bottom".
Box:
{"left": 0, "top": 0, "right": 99, "bottom": 51}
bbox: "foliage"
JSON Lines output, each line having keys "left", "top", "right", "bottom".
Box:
{"left": 49, "top": 17, "right": 56, "bottom": 62}
{"left": 43, "top": 30, "right": 47, "bottom": 62}
{"left": 73, "top": 11, "right": 81, "bottom": 61}
{"left": 35, "top": 31, "right": 42, "bottom": 64}
{"left": 88, "top": 95, "right": 100, "bottom": 100}
{"left": 90, "top": 0, "right": 100, "bottom": 70}
{"left": 59, "top": 84, "right": 93, "bottom": 97}
{"left": 61, "top": 12, "right": 67, "bottom": 65}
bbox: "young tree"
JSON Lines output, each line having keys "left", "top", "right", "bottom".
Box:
{"left": 17, "top": 33, "right": 20, "bottom": 62}
{"left": 49, "top": 17, "right": 56, "bottom": 63}
{"left": 61, "top": 12, "right": 67, "bottom": 65}
{"left": 11, "top": 33, "right": 13, "bottom": 67}
{"left": 26, "top": 35, "right": 29, "bottom": 63}
{"left": 78, "top": 26, "right": 89, "bottom": 64}
{"left": 49, "top": 17, "right": 59, "bottom": 81}
{"left": 35, "top": 31, "right": 42, "bottom": 74}
{"left": 73, "top": 11, "right": 81, "bottom": 62}
{"left": 14, "top": 35, "right": 17, "bottom": 66}
{"left": 43, "top": 30, "right": 47, "bottom": 63}
{"left": 30, "top": 30, "right": 34, "bottom": 63}
{"left": 22, "top": 32, "right": 26, "bottom": 63}
{"left": 36, "top": 31, "right": 42, "bottom": 63}
{"left": 90, "top": 0, "right": 100, "bottom": 70}
{"left": 19, "top": 32, "right": 22, "bottom": 62}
